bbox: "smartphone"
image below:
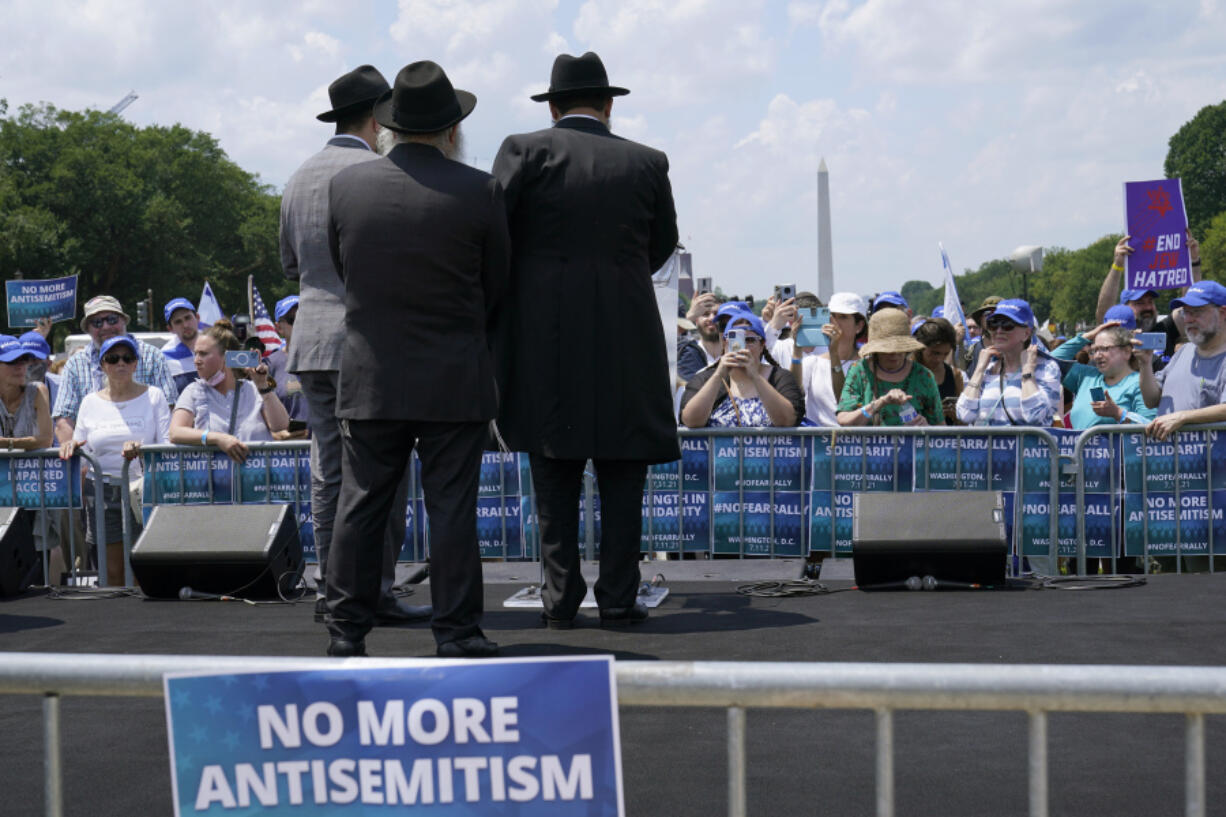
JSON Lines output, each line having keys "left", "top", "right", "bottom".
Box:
{"left": 225, "top": 349, "right": 261, "bottom": 369}
{"left": 287, "top": 419, "right": 308, "bottom": 433}
{"left": 696, "top": 276, "right": 712, "bottom": 294}
{"left": 1138, "top": 332, "right": 1166, "bottom": 352}
{"left": 1089, "top": 386, "right": 1105, "bottom": 402}
{"left": 726, "top": 328, "right": 747, "bottom": 353}
{"left": 793, "top": 307, "right": 830, "bottom": 348}
{"left": 775, "top": 283, "right": 796, "bottom": 301}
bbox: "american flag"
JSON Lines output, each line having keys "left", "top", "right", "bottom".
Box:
{"left": 250, "top": 285, "right": 284, "bottom": 356}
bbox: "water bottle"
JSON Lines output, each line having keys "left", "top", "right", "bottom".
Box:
{"left": 897, "top": 403, "right": 918, "bottom": 425}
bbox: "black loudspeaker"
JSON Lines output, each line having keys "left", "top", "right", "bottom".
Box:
{"left": 0, "top": 507, "right": 36, "bottom": 597}
{"left": 852, "top": 492, "right": 1007, "bottom": 589}
{"left": 130, "top": 504, "right": 302, "bottom": 599}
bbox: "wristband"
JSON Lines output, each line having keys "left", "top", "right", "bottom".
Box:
{"left": 1111, "top": 262, "right": 1125, "bottom": 273}
{"left": 259, "top": 384, "right": 276, "bottom": 395}
{"left": 791, "top": 357, "right": 802, "bottom": 365}
{"left": 1192, "top": 260, "right": 1202, "bottom": 267}
{"left": 861, "top": 405, "right": 873, "bottom": 419}
{"left": 201, "top": 431, "right": 208, "bottom": 446}
{"left": 1021, "top": 372, "right": 1035, "bottom": 380}
{"left": 1118, "top": 407, "right": 1126, "bottom": 423}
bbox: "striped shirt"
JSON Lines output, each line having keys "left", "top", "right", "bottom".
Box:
{"left": 52, "top": 340, "right": 179, "bottom": 423}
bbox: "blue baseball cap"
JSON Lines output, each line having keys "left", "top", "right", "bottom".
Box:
{"left": 985, "top": 299, "right": 1034, "bottom": 328}
{"left": 931, "top": 305, "right": 945, "bottom": 319}
{"left": 1103, "top": 304, "right": 1137, "bottom": 330}
{"left": 163, "top": 297, "right": 196, "bottom": 324}
{"left": 274, "top": 295, "right": 300, "bottom": 323}
{"left": 873, "top": 291, "right": 909, "bottom": 312}
{"left": 1120, "top": 288, "right": 1157, "bottom": 304}
{"left": 723, "top": 312, "right": 766, "bottom": 341}
{"left": 99, "top": 335, "right": 139, "bottom": 359}
{"left": 0, "top": 335, "right": 27, "bottom": 363}
{"left": 1172, "top": 280, "right": 1226, "bottom": 309}
{"left": 18, "top": 331, "right": 50, "bottom": 360}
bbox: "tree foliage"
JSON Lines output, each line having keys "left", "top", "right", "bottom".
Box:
{"left": 0, "top": 100, "right": 285, "bottom": 339}
{"left": 1201, "top": 209, "right": 1226, "bottom": 284}
{"left": 1164, "top": 100, "right": 1226, "bottom": 239}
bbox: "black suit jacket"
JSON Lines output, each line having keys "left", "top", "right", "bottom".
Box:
{"left": 328, "top": 142, "right": 510, "bottom": 421}
{"left": 492, "top": 116, "right": 680, "bottom": 462}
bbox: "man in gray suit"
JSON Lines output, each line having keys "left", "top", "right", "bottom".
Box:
{"left": 280, "top": 65, "right": 429, "bottom": 627}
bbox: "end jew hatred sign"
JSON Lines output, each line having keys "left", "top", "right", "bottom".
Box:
{"left": 5, "top": 274, "right": 78, "bottom": 327}
{"left": 1124, "top": 178, "right": 1192, "bottom": 292}
{"left": 165, "top": 658, "right": 624, "bottom": 816}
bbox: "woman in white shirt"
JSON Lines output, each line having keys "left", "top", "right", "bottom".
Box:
{"left": 787, "top": 292, "right": 868, "bottom": 425}
{"left": 59, "top": 335, "right": 171, "bottom": 585}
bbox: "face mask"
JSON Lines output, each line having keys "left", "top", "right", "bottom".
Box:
{"left": 205, "top": 368, "right": 226, "bottom": 387}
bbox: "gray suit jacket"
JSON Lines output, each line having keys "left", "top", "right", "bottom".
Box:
{"left": 280, "top": 136, "right": 380, "bottom": 373}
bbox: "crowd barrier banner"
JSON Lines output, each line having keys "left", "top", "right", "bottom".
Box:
{"left": 123, "top": 423, "right": 1226, "bottom": 576}
{"left": 1074, "top": 425, "right": 1226, "bottom": 574}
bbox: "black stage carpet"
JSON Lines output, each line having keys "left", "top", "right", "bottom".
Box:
{"left": 3, "top": 571, "right": 1226, "bottom": 816}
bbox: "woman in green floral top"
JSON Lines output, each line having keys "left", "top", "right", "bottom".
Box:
{"left": 836, "top": 308, "right": 943, "bottom": 426}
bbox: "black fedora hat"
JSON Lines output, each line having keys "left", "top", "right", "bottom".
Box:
{"left": 374, "top": 61, "right": 476, "bottom": 134}
{"left": 316, "top": 65, "right": 390, "bottom": 122}
{"left": 530, "top": 51, "right": 629, "bottom": 102}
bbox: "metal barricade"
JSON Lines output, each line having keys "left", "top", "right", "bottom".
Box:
{"left": 661, "top": 426, "right": 1061, "bottom": 573}
{"left": 0, "top": 448, "right": 107, "bottom": 587}
{"left": 2, "top": 652, "right": 1223, "bottom": 817}
{"left": 1074, "top": 422, "right": 1226, "bottom": 576}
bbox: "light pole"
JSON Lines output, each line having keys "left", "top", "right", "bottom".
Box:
{"left": 1009, "top": 245, "right": 1044, "bottom": 304}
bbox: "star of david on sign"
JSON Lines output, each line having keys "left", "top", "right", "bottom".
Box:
{"left": 1146, "top": 188, "right": 1173, "bottom": 217}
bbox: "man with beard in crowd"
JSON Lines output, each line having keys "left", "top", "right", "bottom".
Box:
{"left": 1096, "top": 232, "right": 1202, "bottom": 369}
{"left": 1140, "top": 280, "right": 1226, "bottom": 441}
{"left": 678, "top": 291, "right": 723, "bottom": 383}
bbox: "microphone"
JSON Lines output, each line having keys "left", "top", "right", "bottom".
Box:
{"left": 179, "top": 586, "right": 227, "bottom": 601}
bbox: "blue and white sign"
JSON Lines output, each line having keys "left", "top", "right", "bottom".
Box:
{"left": 0, "top": 454, "right": 82, "bottom": 508}
{"left": 5, "top": 274, "right": 78, "bottom": 327}
{"left": 165, "top": 658, "right": 624, "bottom": 816}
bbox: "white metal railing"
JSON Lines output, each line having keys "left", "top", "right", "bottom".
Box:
{"left": 3, "top": 653, "right": 1223, "bottom": 817}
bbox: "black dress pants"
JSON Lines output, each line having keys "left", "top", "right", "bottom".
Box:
{"left": 529, "top": 455, "right": 647, "bottom": 619}
{"left": 327, "top": 418, "right": 486, "bottom": 646}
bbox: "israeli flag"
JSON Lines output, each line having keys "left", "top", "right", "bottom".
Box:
{"left": 939, "top": 243, "right": 966, "bottom": 330}
{"left": 197, "top": 281, "right": 224, "bottom": 328}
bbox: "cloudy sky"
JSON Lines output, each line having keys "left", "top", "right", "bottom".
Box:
{"left": 3, "top": 0, "right": 1225, "bottom": 300}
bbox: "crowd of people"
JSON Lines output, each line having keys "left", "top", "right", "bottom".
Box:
{"left": 676, "top": 230, "right": 1221, "bottom": 440}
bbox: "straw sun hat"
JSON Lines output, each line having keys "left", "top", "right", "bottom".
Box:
{"left": 858, "top": 309, "right": 925, "bottom": 357}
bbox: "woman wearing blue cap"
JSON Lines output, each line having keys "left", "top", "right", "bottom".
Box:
{"left": 0, "top": 334, "right": 52, "bottom": 452}
{"left": 679, "top": 313, "right": 803, "bottom": 428}
{"left": 58, "top": 334, "right": 171, "bottom": 585}
{"left": 955, "top": 299, "right": 1062, "bottom": 426}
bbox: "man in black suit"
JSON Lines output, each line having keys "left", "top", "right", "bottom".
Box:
{"left": 325, "top": 61, "right": 509, "bottom": 658}
{"left": 492, "top": 52, "right": 679, "bottom": 629}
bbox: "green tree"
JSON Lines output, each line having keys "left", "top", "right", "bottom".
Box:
{"left": 1164, "top": 100, "right": 1226, "bottom": 238}
{"left": 0, "top": 100, "right": 284, "bottom": 336}
{"left": 1200, "top": 209, "right": 1226, "bottom": 283}
{"left": 1042, "top": 235, "right": 1119, "bottom": 329}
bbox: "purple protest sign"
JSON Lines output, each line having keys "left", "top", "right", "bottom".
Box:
{"left": 1123, "top": 178, "right": 1191, "bottom": 292}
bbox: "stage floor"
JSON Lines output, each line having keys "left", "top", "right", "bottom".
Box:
{"left": 3, "top": 568, "right": 1226, "bottom": 816}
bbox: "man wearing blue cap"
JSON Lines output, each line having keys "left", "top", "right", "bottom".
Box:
{"left": 162, "top": 297, "right": 201, "bottom": 394}
{"left": 263, "top": 295, "right": 309, "bottom": 426}
{"left": 1141, "top": 280, "right": 1226, "bottom": 441}
{"left": 1096, "top": 233, "right": 1202, "bottom": 369}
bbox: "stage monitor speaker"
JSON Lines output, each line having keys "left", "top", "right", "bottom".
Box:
{"left": 852, "top": 492, "right": 1006, "bottom": 589}
{"left": 130, "top": 504, "right": 302, "bottom": 599}
{"left": 0, "top": 507, "right": 36, "bottom": 597}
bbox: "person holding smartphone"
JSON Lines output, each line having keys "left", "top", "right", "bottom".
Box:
{"left": 1049, "top": 312, "right": 1156, "bottom": 429}
{"left": 913, "top": 318, "right": 965, "bottom": 425}
{"left": 680, "top": 313, "right": 803, "bottom": 428}
{"left": 168, "top": 320, "right": 289, "bottom": 462}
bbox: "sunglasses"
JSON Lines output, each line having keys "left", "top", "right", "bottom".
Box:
{"left": 986, "top": 319, "right": 1020, "bottom": 331}
{"left": 89, "top": 315, "right": 123, "bottom": 329}
{"left": 102, "top": 353, "right": 137, "bottom": 365}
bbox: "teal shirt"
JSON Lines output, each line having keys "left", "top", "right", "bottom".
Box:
{"left": 1052, "top": 335, "right": 1156, "bottom": 429}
